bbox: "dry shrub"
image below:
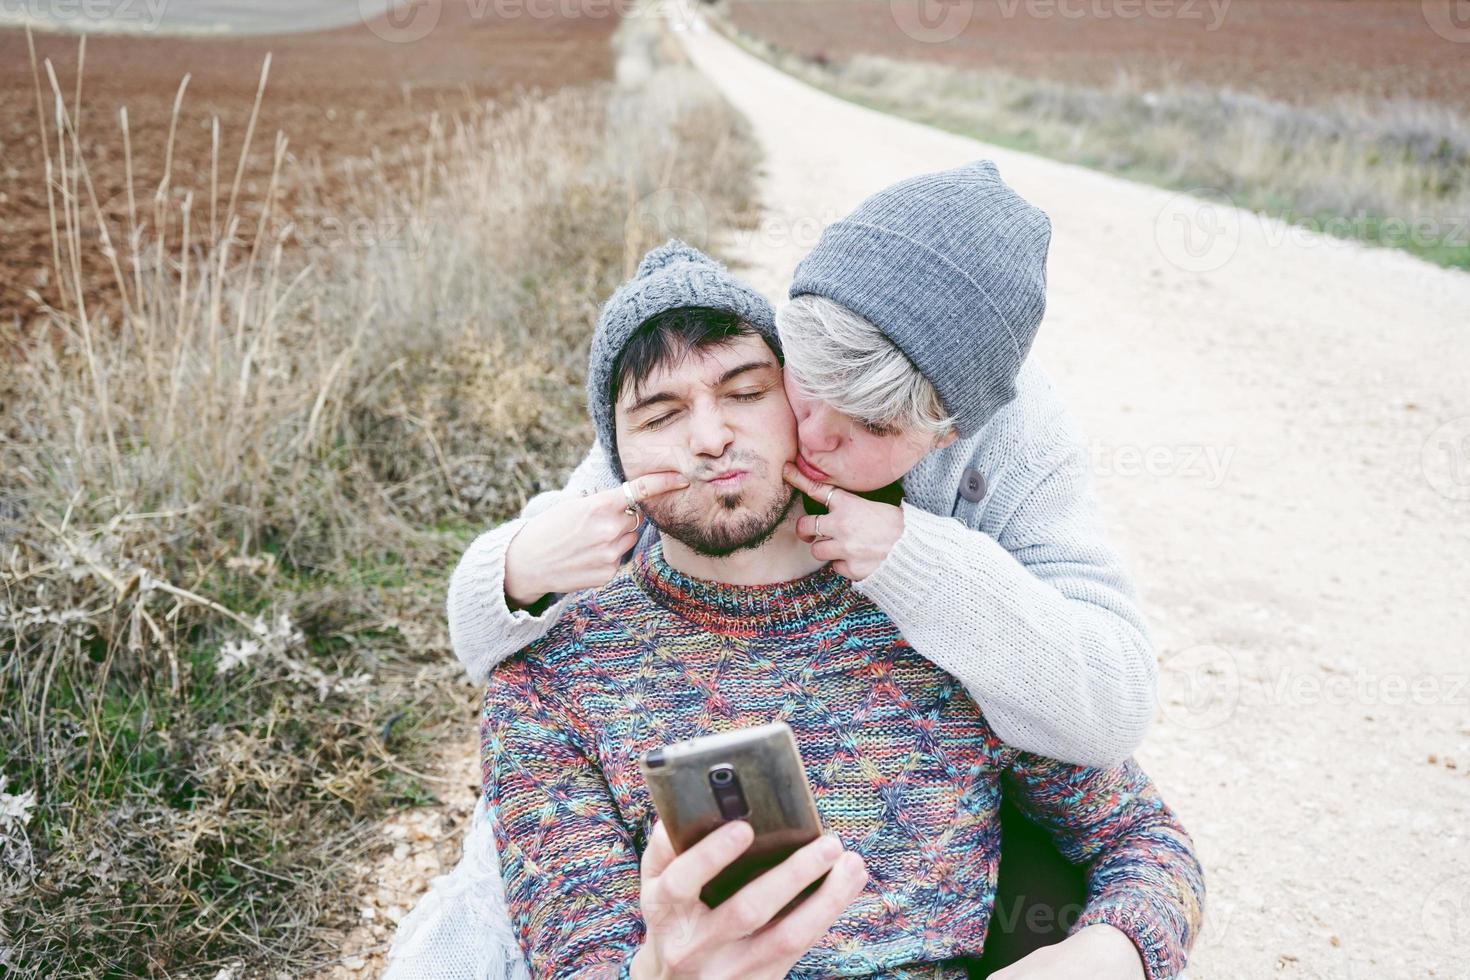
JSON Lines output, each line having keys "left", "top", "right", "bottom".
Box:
{"left": 0, "top": 14, "right": 759, "bottom": 978}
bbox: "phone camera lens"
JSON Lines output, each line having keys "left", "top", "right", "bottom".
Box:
{"left": 707, "top": 765, "right": 748, "bottom": 819}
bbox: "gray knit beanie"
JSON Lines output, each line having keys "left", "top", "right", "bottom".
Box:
{"left": 787, "top": 159, "right": 1051, "bottom": 437}
{"left": 587, "top": 239, "right": 778, "bottom": 479}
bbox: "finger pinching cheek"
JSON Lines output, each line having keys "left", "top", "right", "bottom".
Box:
{"left": 629, "top": 440, "right": 691, "bottom": 480}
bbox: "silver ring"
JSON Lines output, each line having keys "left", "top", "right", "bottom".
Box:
{"left": 621, "top": 481, "right": 638, "bottom": 516}
{"left": 813, "top": 514, "right": 823, "bottom": 540}
{"left": 823, "top": 485, "right": 837, "bottom": 509}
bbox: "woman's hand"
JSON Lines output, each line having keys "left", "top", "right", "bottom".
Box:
{"left": 782, "top": 463, "right": 905, "bottom": 581}
{"left": 503, "top": 471, "right": 688, "bottom": 607}
{"left": 987, "top": 924, "right": 1147, "bottom": 980}
{"left": 630, "top": 819, "right": 868, "bottom": 980}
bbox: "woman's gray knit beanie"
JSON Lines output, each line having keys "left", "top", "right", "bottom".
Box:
{"left": 587, "top": 239, "right": 778, "bottom": 480}
{"left": 787, "top": 159, "right": 1052, "bottom": 437}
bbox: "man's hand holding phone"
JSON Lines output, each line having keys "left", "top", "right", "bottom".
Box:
{"left": 629, "top": 818, "right": 867, "bottom": 980}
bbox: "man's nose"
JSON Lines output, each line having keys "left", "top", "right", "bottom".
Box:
{"left": 687, "top": 404, "right": 736, "bottom": 457}
{"left": 800, "top": 400, "right": 845, "bottom": 454}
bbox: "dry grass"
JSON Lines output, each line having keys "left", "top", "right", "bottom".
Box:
{"left": 0, "top": 13, "right": 759, "bottom": 977}
{"left": 713, "top": 8, "right": 1470, "bottom": 270}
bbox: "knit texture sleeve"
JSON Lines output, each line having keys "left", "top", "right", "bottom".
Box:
{"left": 1002, "top": 754, "right": 1205, "bottom": 980}
{"left": 481, "top": 655, "right": 646, "bottom": 978}
{"left": 851, "top": 415, "right": 1158, "bottom": 768}
{"left": 446, "top": 440, "right": 621, "bottom": 684}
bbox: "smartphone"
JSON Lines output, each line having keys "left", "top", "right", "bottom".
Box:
{"left": 638, "top": 720, "right": 827, "bottom": 911}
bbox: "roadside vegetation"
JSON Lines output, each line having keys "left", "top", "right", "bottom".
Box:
{"left": 0, "top": 13, "right": 759, "bottom": 977}
{"left": 709, "top": 5, "right": 1470, "bottom": 270}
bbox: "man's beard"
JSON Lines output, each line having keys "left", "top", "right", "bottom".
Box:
{"left": 642, "top": 470, "right": 799, "bottom": 559}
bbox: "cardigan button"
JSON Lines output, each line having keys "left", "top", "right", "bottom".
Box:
{"left": 959, "top": 468, "right": 987, "bottom": 503}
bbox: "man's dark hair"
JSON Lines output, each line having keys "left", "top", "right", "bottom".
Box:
{"left": 610, "top": 306, "right": 784, "bottom": 406}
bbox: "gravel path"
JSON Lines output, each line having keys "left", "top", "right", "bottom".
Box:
{"left": 677, "top": 19, "right": 1470, "bottom": 979}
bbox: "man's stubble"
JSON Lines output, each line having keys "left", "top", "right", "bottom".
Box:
{"left": 640, "top": 457, "right": 800, "bottom": 558}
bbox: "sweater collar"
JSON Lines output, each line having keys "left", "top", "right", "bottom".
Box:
{"left": 631, "top": 538, "right": 852, "bottom": 638}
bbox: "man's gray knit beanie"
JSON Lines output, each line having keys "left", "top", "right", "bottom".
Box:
{"left": 788, "top": 159, "right": 1052, "bottom": 437}
{"left": 587, "top": 239, "right": 778, "bottom": 480}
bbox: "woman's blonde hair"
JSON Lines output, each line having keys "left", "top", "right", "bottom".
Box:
{"left": 776, "top": 294, "right": 956, "bottom": 440}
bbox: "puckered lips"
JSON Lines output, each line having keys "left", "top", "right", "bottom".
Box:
{"left": 703, "top": 468, "right": 749, "bottom": 488}
{"left": 794, "top": 453, "right": 830, "bottom": 484}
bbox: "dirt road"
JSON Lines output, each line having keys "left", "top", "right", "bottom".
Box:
{"left": 675, "top": 18, "right": 1470, "bottom": 979}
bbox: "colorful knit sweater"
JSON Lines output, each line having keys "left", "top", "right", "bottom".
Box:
{"left": 481, "top": 540, "right": 1204, "bottom": 980}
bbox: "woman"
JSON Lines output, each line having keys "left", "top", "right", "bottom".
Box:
{"left": 452, "top": 160, "right": 1157, "bottom": 768}
{"left": 390, "top": 162, "right": 1159, "bottom": 978}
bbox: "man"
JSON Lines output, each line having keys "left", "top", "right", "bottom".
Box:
{"left": 479, "top": 250, "right": 1204, "bottom": 979}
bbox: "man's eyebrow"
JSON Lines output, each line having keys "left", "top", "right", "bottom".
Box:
{"left": 717, "top": 361, "right": 777, "bottom": 386}
{"left": 626, "top": 360, "right": 776, "bottom": 415}
{"left": 626, "top": 389, "right": 680, "bottom": 415}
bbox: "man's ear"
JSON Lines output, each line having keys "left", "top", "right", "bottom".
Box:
{"left": 935, "top": 428, "right": 960, "bottom": 450}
